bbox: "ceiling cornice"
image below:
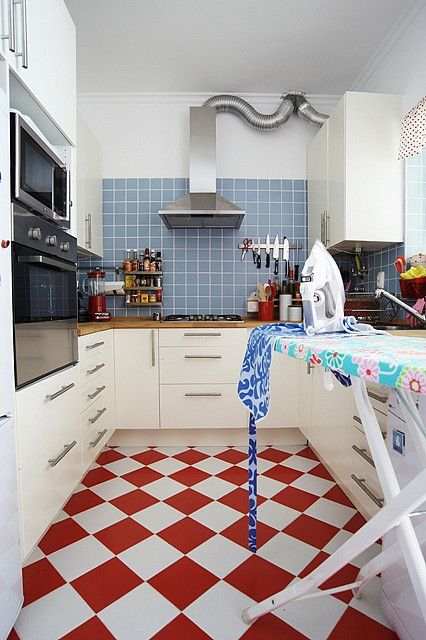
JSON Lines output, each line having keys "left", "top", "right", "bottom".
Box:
{"left": 350, "top": 0, "right": 425, "bottom": 90}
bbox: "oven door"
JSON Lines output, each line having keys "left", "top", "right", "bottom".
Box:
{"left": 12, "top": 243, "right": 78, "bottom": 388}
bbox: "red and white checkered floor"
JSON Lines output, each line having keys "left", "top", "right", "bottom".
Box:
{"left": 9, "top": 445, "right": 398, "bottom": 639}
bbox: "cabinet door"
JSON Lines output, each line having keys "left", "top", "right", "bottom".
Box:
{"left": 298, "top": 361, "right": 313, "bottom": 440}
{"left": 9, "top": 0, "right": 76, "bottom": 142}
{"left": 114, "top": 330, "right": 159, "bottom": 429}
{"left": 327, "top": 96, "right": 345, "bottom": 248}
{"left": 259, "top": 353, "right": 299, "bottom": 429}
{"left": 307, "top": 121, "right": 328, "bottom": 252}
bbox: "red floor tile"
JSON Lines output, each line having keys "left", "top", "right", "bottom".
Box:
{"left": 38, "top": 518, "right": 88, "bottom": 555}
{"left": 169, "top": 466, "right": 210, "bottom": 487}
{"left": 60, "top": 616, "right": 116, "bottom": 639}
{"left": 6, "top": 630, "right": 20, "bottom": 640}
{"left": 323, "top": 484, "right": 355, "bottom": 508}
{"left": 121, "top": 467, "right": 163, "bottom": 487}
{"left": 221, "top": 516, "right": 278, "bottom": 550}
{"left": 110, "top": 488, "right": 158, "bottom": 515}
{"left": 297, "top": 447, "right": 319, "bottom": 461}
{"left": 240, "top": 613, "right": 309, "bottom": 639}
{"left": 63, "top": 489, "right": 104, "bottom": 516}
{"left": 131, "top": 449, "right": 167, "bottom": 465}
{"left": 81, "top": 467, "right": 116, "bottom": 488}
{"left": 173, "top": 449, "right": 209, "bottom": 464}
{"left": 149, "top": 557, "right": 218, "bottom": 610}
{"left": 22, "top": 558, "right": 65, "bottom": 606}
{"left": 157, "top": 516, "right": 215, "bottom": 553}
{"left": 262, "top": 464, "right": 303, "bottom": 485}
{"left": 271, "top": 486, "right": 319, "bottom": 512}
{"left": 216, "top": 465, "right": 248, "bottom": 486}
{"left": 225, "top": 554, "right": 294, "bottom": 602}
{"left": 283, "top": 514, "right": 339, "bottom": 549}
{"left": 151, "top": 614, "right": 212, "bottom": 640}
{"left": 328, "top": 606, "right": 399, "bottom": 640}
{"left": 219, "top": 487, "right": 267, "bottom": 514}
{"left": 95, "top": 449, "right": 126, "bottom": 466}
{"left": 344, "top": 512, "right": 367, "bottom": 534}
{"left": 321, "top": 562, "right": 360, "bottom": 603}
{"left": 95, "top": 517, "right": 152, "bottom": 554}
{"left": 298, "top": 550, "right": 330, "bottom": 578}
{"left": 215, "top": 449, "right": 247, "bottom": 464}
{"left": 258, "top": 448, "right": 292, "bottom": 463}
{"left": 164, "top": 488, "right": 211, "bottom": 515}
{"left": 308, "top": 463, "right": 334, "bottom": 482}
{"left": 71, "top": 557, "right": 142, "bottom": 613}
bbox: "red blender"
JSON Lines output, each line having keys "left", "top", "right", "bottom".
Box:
{"left": 84, "top": 268, "right": 111, "bottom": 322}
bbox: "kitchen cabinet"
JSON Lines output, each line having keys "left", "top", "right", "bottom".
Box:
{"left": 76, "top": 110, "right": 103, "bottom": 257}
{"left": 307, "top": 91, "right": 403, "bottom": 253}
{"left": 259, "top": 352, "right": 300, "bottom": 429}
{"left": 114, "top": 329, "right": 160, "bottom": 429}
{"left": 6, "top": 0, "right": 76, "bottom": 143}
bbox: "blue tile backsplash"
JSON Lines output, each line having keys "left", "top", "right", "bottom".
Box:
{"left": 79, "top": 178, "right": 308, "bottom": 316}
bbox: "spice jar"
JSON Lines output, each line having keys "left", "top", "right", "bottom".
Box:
{"left": 149, "top": 292, "right": 157, "bottom": 303}
{"left": 141, "top": 292, "right": 149, "bottom": 303}
{"left": 124, "top": 274, "right": 134, "bottom": 288}
{"left": 155, "top": 289, "right": 162, "bottom": 302}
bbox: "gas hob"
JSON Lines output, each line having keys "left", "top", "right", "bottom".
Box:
{"left": 163, "top": 314, "right": 244, "bottom": 322}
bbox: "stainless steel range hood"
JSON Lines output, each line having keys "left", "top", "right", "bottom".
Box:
{"left": 159, "top": 107, "right": 244, "bottom": 229}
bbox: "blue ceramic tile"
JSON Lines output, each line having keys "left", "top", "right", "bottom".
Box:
{"left": 258, "top": 179, "right": 269, "bottom": 190}
{"left": 103, "top": 190, "right": 114, "bottom": 203}
{"left": 115, "top": 179, "right": 125, "bottom": 189}
{"left": 103, "top": 203, "right": 113, "bottom": 214}
{"left": 223, "top": 178, "right": 234, "bottom": 189}
{"left": 151, "top": 178, "right": 161, "bottom": 189}
{"left": 282, "top": 180, "right": 292, "bottom": 190}
{"left": 126, "top": 179, "right": 138, "bottom": 189}
{"left": 103, "top": 178, "right": 114, "bottom": 189}
{"left": 246, "top": 179, "right": 257, "bottom": 189}
{"left": 127, "top": 190, "right": 138, "bottom": 201}
{"left": 294, "top": 179, "right": 305, "bottom": 190}
{"left": 126, "top": 203, "right": 137, "bottom": 214}
{"left": 235, "top": 179, "right": 245, "bottom": 190}
{"left": 163, "top": 178, "right": 173, "bottom": 189}
{"left": 115, "top": 190, "right": 126, "bottom": 202}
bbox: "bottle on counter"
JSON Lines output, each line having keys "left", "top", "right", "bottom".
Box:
{"left": 131, "top": 249, "right": 139, "bottom": 271}
{"left": 155, "top": 251, "right": 163, "bottom": 272}
{"left": 138, "top": 252, "right": 145, "bottom": 271}
{"left": 123, "top": 249, "right": 132, "bottom": 272}
{"left": 150, "top": 250, "right": 156, "bottom": 272}
{"left": 143, "top": 248, "right": 151, "bottom": 272}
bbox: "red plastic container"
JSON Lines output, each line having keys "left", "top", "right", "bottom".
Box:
{"left": 258, "top": 300, "right": 274, "bottom": 321}
{"left": 399, "top": 277, "right": 426, "bottom": 299}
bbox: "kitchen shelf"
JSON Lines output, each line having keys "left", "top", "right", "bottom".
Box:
{"left": 125, "top": 303, "right": 163, "bottom": 308}
{"left": 123, "top": 287, "right": 162, "bottom": 291}
{"left": 123, "top": 271, "right": 163, "bottom": 276}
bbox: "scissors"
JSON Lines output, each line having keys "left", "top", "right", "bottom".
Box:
{"left": 241, "top": 237, "right": 252, "bottom": 260}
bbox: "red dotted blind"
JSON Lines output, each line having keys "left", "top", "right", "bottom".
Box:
{"left": 399, "top": 96, "right": 426, "bottom": 160}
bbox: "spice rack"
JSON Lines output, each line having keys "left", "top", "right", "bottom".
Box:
{"left": 123, "top": 271, "right": 163, "bottom": 308}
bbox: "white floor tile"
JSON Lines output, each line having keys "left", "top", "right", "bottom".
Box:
{"left": 114, "top": 446, "right": 149, "bottom": 457}
{"left": 305, "top": 498, "right": 356, "bottom": 528}
{"left": 23, "top": 546, "right": 45, "bottom": 567}
{"left": 90, "top": 477, "right": 135, "bottom": 501}
{"left": 322, "top": 528, "right": 381, "bottom": 569}
{"left": 185, "top": 581, "right": 255, "bottom": 640}
{"left": 282, "top": 456, "right": 319, "bottom": 472}
{"left": 190, "top": 502, "right": 241, "bottom": 532}
{"left": 148, "top": 457, "right": 187, "bottom": 476}
{"left": 257, "top": 475, "right": 286, "bottom": 498}
{"left": 99, "top": 583, "right": 179, "bottom": 640}
{"left": 15, "top": 584, "right": 92, "bottom": 640}
{"left": 194, "top": 446, "right": 229, "bottom": 456}
{"left": 192, "top": 457, "right": 231, "bottom": 475}
{"left": 132, "top": 502, "right": 183, "bottom": 533}
{"left": 103, "top": 457, "right": 142, "bottom": 476}
{"left": 155, "top": 446, "right": 188, "bottom": 456}
{"left": 51, "top": 510, "right": 68, "bottom": 524}
{"left": 188, "top": 535, "right": 251, "bottom": 579}
{"left": 258, "top": 532, "right": 319, "bottom": 575}
{"left": 142, "top": 477, "right": 187, "bottom": 500}
{"left": 119, "top": 536, "right": 183, "bottom": 580}
{"left": 349, "top": 576, "right": 393, "bottom": 628}
{"left": 257, "top": 501, "right": 300, "bottom": 530}
{"left": 290, "top": 473, "right": 335, "bottom": 496}
{"left": 194, "top": 476, "right": 237, "bottom": 500}
{"left": 73, "top": 502, "right": 125, "bottom": 534}
{"left": 48, "top": 535, "right": 114, "bottom": 581}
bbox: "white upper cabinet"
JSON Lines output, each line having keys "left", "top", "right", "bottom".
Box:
{"left": 6, "top": 0, "right": 76, "bottom": 143}
{"left": 76, "top": 110, "right": 103, "bottom": 257}
{"left": 308, "top": 91, "right": 403, "bottom": 253}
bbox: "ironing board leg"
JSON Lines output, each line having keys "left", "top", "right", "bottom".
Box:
{"left": 242, "top": 466, "right": 426, "bottom": 624}
{"left": 248, "top": 413, "right": 257, "bottom": 553}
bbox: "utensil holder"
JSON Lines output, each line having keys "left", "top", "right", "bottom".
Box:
{"left": 258, "top": 300, "right": 274, "bottom": 321}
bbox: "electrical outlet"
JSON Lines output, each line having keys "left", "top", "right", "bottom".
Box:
{"left": 377, "top": 271, "right": 385, "bottom": 289}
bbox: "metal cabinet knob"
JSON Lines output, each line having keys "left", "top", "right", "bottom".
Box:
{"left": 46, "top": 235, "right": 57, "bottom": 247}
{"left": 28, "top": 227, "right": 41, "bottom": 241}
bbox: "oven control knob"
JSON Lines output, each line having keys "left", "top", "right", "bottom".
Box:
{"left": 60, "top": 241, "right": 70, "bottom": 253}
{"left": 28, "top": 227, "right": 41, "bottom": 241}
{"left": 46, "top": 235, "right": 57, "bottom": 247}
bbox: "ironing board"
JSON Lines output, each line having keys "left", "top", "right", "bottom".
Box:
{"left": 239, "top": 326, "right": 426, "bottom": 626}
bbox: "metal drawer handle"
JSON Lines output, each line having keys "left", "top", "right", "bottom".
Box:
{"left": 184, "top": 355, "right": 222, "bottom": 360}
{"left": 48, "top": 440, "right": 77, "bottom": 467}
{"left": 87, "top": 363, "right": 105, "bottom": 375}
{"left": 151, "top": 329, "right": 156, "bottom": 367}
{"left": 86, "top": 341, "right": 105, "bottom": 350}
{"left": 184, "top": 393, "right": 222, "bottom": 397}
{"left": 89, "top": 429, "right": 108, "bottom": 447}
{"left": 351, "top": 474, "right": 384, "bottom": 508}
{"left": 352, "top": 444, "right": 375, "bottom": 468}
{"left": 46, "top": 382, "right": 75, "bottom": 401}
{"left": 367, "top": 390, "right": 388, "bottom": 404}
{"left": 183, "top": 332, "right": 222, "bottom": 337}
{"left": 89, "top": 407, "right": 107, "bottom": 424}
{"left": 87, "top": 385, "right": 106, "bottom": 400}
{"left": 353, "top": 415, "right": 362, "bottom": 426}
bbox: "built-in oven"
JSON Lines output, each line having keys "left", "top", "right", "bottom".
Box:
{"left": 10, "top": 111, "right": 70, "bottom": 229}
{"left": 12, "top": 207, "right": 78, "bottom": 388}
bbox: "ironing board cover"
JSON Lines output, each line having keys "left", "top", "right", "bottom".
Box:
{"left": 238, "top": 323, "right": 426, "bottom": 551}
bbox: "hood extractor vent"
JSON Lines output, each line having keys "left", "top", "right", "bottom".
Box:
{"left": 159, "top": 107, "right": 244, "bottom": 230}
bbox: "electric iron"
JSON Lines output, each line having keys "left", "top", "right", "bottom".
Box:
{"left": 300, "top": 240, "right": 346, "bottom": 335}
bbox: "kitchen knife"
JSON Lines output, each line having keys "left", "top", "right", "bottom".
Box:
{"left": 265, "top": 234, "right": 270, "bottom": 269}
{"left": 273, "top": 234, "right": 280, "bottom": 275}
{"left": 283, "top": 236, "right": 289, "bottom": 278}
{"left": 256, "top": 237, "right": 261, "bottom": 269}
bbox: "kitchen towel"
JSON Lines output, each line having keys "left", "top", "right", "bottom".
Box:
{"left": 399, "top": 96, "right": 426, "bottom": 159}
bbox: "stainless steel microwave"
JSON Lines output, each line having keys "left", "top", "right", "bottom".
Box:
{"left": 10, "top": 111, "right": 71, "bottom": 229}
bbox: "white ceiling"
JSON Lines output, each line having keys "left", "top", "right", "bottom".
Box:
{"left": 65, "top": 0, "right": 413, "bottom": 95}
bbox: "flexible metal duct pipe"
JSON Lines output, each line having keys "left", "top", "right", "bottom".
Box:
{"left": 203, "top": 91, "right": 328, "bottom": 130}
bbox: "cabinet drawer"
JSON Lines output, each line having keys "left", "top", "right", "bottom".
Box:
{"left": 160, "top": 384, "right": 248, "bottom": 429}
{"left": 79, "top": 330, "right": 113, "bottom": 364}
{"left": 16, "top": 366, "right": 79, "bottom": 465}
{"left": 159, "top": 347, "right": 244, "bottom": 384}
{"left": 353, "top": 407, "right": 387, "bottom": 436}
{"left": 81, "top": 396, "right": 113, "bottom": 434}
{"left": 352, "top": 445, "right": 383, "bottom": 504}
{"left": 159, "top": 328, "right": 247, "bottom": 348}
{"left": 80, "top": 370, "right": 113, "bottom": 413}
{"left": 82, "top": 425, "right": 113, "bottom": 468}
{"left": 19, "top": 420, "right": 82, "bottom": 558}
{"left": 79, "top": 353, "right": 112, "bottom": 386}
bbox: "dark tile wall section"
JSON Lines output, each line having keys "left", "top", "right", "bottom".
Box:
{"left": 78, "top": 178, "right": 308, "bottom": 317}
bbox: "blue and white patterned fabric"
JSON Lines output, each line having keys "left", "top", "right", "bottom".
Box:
{"left": 238, "top": 320, "right": 380, "bottom": 552}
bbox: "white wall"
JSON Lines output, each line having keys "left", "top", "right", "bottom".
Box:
{"left": 78, "top": 94, "right": 337, "bottom": 178}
